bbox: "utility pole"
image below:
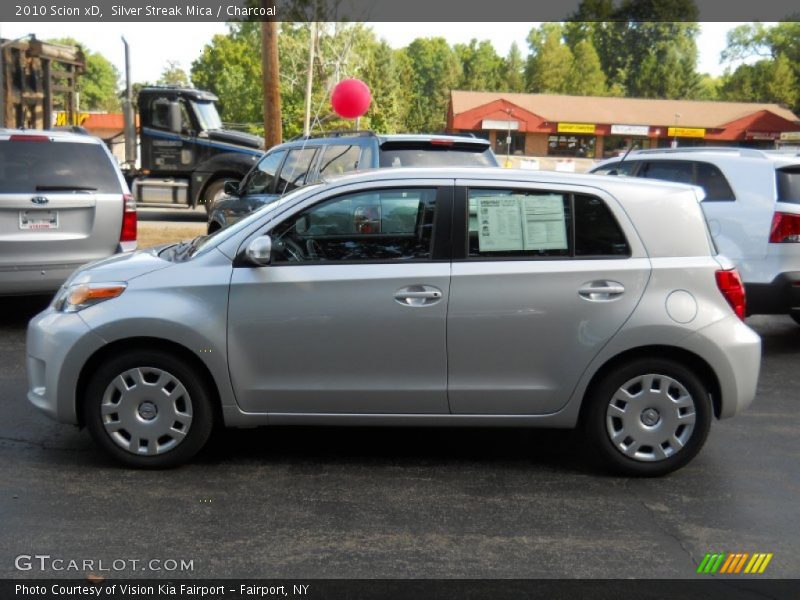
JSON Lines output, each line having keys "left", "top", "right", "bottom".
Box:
{"left": 303, "top": 22, "right": 317, "bottom": 138}
{"left": 261, "top": 18, "right": 282, "bottom": 148}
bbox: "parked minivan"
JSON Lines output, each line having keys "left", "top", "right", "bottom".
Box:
{"left": 27, "top": 168, "right": 760, "bottom": 475}
{"left": 591, "top": 147, "right": 800, "bottom": 324}
{"left": 0, "top": 129, "right": 136, "bottom": 295}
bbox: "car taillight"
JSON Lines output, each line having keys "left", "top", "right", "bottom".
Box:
{"left": 429, "top": 139, "right": 455, "bottom": 146}
{"left": 716, "top": 269, "right": 746, "bottom": 320}
{"left": 768, "top": 212, "right": 800, "bottom": 243}
{"left": 120, "top": 193, "right": 137, "bottom": 243}
{"left": 9, "top": 134, "right": 51, "bottom": 142}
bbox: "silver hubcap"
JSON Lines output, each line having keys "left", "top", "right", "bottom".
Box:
{"left": 100, "top": 367, "right": 193, "bottom": 456}
{"left": 606, "top": 373, "right": 696, "bottom": 462}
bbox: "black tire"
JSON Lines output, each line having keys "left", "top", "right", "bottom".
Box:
{"left": 583, "top": 358, "right": 712, "bottom": 477}
{"left": 82, "top": 349, "right": 214, "bottom": 469}
{"left": 202, "top": 178, "right": 236, "bottom": 214}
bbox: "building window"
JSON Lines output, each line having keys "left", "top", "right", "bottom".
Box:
{"left": 547, "top": 135, "right": 595, "bottom": 158}
{"left": 602, "top": 136, "right": 652, "bottom": 158}
{"left": 494, "top": 132, "right": 526, "bottom": 156}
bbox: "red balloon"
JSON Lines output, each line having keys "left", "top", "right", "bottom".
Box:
{"left": 331, "top": 78, "right": 371, "bottom": 119}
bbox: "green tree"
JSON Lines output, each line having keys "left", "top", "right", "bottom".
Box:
{"left": 718, "top": 57, "right": 798, "bottom": 107}
{"left": 502, "top": 42, "right": 526, "bottom": 93}
{"left": 567, "top": 38, "right": 606, "bottom": 95}
{"left": 157, "top": 60, "right": 190, "bottom": 87}
{"left": 402, "top": 37, "right": 462, "bottom": 132}
{"left": 566, "top": 1, "right": 701, "bottom": 98}
{"left": 48, "top": 37, "right": 120, "bottom": 111}
{"left": 525, "top": 23, "right": 574, "bottom": 94}
{"left": 455, "top": 39, "right": 504, "bottom": 91}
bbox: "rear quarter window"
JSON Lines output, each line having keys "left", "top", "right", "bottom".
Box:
{"left": 0, "top": 140, "right": 122, "bottom": 194}
{"left": 777, "top": 167, "right": 800, "bottom": 204}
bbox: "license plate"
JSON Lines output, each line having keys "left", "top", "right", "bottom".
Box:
{"left": 19, "top": 210, "right": 59, "bottom": 230}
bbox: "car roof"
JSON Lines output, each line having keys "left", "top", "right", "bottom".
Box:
{"left": 0, "top": 128, "right": 104, "bottom": 144}
{"left": 275, "top": 132, "right": 491, "bottom": 149}
{"left": 595, "top": 146, "right": 800, "bottom": 168}
{"left": 319, "top": 166, "right": 702, "bottom": 192}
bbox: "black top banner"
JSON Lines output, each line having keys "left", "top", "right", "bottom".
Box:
{"left": 2, "top": 0, "right": 800, "bottom": 22}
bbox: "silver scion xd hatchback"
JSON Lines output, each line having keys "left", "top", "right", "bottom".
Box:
{"left": 26, "top": 168, "right": 761, "bottom": 476}
{"left": 0, "top": 129, "right": 137, "bottom": 295}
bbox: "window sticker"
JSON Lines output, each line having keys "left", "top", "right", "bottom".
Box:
{"left": 521, "top": 195, "right": 568, "bottom": 250}
{"left": 476, "top": 196, "right": 524, "bottom": 252}
{"left": 476, "top": 194, "right": 567, "bottom": 252}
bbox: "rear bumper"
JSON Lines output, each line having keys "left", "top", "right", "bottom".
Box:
{"left": 0, "top": 262, "right": 84, "bottom": 296}
{"left": 681, "top": 315, "right": 761, "bottom": 419}
{"left": 745, "top": 272, "right": 800, "bottom": 316}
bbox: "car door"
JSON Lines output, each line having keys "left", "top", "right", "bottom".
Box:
{"left": 447, "top": 180, "right": 650, "bottom": 415}
{"left": 227, "top": 180, "right": 454, "bottom": 414}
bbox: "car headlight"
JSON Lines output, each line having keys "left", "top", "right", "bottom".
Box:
{"left": 53, "top": 282, "right": 127, "bottom": 313}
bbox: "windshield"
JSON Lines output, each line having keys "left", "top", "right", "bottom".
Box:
{"left": 191, "top": 183, "right": 324, "bottom": 257}
{"left": 191, "top": 101, "right": 223, "bottom": 131}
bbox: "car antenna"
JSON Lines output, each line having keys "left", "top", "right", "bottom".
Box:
{"left": 613, "top": 143, "right": 636, "bottom": 175}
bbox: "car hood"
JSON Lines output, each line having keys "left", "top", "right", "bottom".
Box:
{"left": 68, "top": 248, "right": 173, "bottom": 286}
{"left": 206, "top": 129, "right": 264, "bottom": 150}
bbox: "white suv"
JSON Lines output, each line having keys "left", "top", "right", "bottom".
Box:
{"left": 591, "top": 148, "right": 800, "bottom": 323}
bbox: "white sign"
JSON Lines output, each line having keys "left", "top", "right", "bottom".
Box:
{"left": 477, "top": 194, "right": 567, "bottom": 253}
{"left": 482, "top": 119, "right": 519, "bottom": 131}
{"left": 611, "top": 124, "right": 650, "bottom": 136}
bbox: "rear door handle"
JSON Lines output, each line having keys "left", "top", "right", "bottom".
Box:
{"left": 578, "top": 281, "right": 625, "bottom": 301}
{"left": 394, "top": 285, "right": 443, "bottom": 307}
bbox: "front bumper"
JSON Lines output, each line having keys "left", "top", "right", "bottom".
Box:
{"left": 681, "top": 315, "right": 761, "bottom": 419}
{"left": 27, "top": 308, "right": 106, "bottom": 424}
{"left": 745, "top": 272, "right": 800, "bottom": 316}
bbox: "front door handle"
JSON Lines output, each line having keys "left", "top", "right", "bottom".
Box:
{"left": 394, "top": 285, "right": 443, "bottom": 307}
{"left": 578, "top": 281, "right": 625, "bottom": 301}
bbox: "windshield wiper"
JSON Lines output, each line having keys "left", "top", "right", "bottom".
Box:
{"left": 173, "top": 235, "right": 206, "bottom": 261}
{"left": 35, "top": 185, "right": 97, "bottom": 191}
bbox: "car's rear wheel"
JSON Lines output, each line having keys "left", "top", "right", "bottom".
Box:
{"left": 583, "top": 358, "right": 712, "bottom": 477}
{"left": 83, "top": 350, "right": 214, "bottom": 468}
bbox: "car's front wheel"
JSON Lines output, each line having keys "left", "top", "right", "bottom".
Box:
{"left": 583, "top": 358, "right": 712, "bottom": 477}
{"left": 83, "top": 350, "right": 214, "bottom": 468}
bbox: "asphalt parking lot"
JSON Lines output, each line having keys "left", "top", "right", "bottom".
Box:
{"left": 1, "top": 297, "right": 798, "bottom": 579}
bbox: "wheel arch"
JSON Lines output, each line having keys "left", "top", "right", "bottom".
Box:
{"left": 75, "top": 337, "right": 224, "bottom": 429}
{"left": 578, "top": 345, "right": 723, "bottom": 424}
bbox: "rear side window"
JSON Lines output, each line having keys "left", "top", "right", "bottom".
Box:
{"left": 640, "top": 161, "right": 694, "bottom": 184}
{"left": 380, "top": 143, "right": 496, "bottom": 168}
{"left": 777, "top": 167, "right": 800, "bottom": 204}
{"left": 0, "top": 140, "right": 122, "bottom": 194}
{"left": 317, "top": 144, "right": 363, "bottom": 177}
{"left": 467, "top": 189, "right": 572, "bottom": 258}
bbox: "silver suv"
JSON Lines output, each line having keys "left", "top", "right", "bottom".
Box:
{"left": 0, "top": 129, "right": 136, "bottom": 295}
{"left": 591, "top": 147, "right": 800, "bottom": 324}
{"left": 27, "top": 168, "right": 761, "bottom": 476}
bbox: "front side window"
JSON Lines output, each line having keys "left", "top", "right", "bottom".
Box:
{"left": 592, "top": 160, "right": 638, "bottom": 177}
{"left": 271, "top": 188, "right": 437, "bottom": 263}
{"left": 276, "top": 147, "right": 318, "bottom": 195}
{"left": 243, "top": 150, "right": 286, "bottom": 195}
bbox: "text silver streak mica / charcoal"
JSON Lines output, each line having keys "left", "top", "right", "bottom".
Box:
{"left": 26, "top": 168, "right": 761, "bottom": 475}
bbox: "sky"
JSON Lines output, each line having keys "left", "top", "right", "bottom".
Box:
{"left": 0, "top": 21, "right": 745, "bottom": 86}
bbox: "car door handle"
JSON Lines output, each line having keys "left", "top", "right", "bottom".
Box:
{"left": 394, "top": 285, "right": 443, "bottom": 307}
{"left": 578, "top": 281, "right": 625, "bottom": 301}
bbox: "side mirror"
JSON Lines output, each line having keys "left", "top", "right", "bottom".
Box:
{"left": 245, "top": 235, "right": 272, "bottom": 266}
{"left": 224, "top": 180, "right": 240, "bottom": 196}
{"left": 168, "top": 101, "right": 182, "bottom": 134}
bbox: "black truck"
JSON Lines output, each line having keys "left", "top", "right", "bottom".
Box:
{"left": 126, "top": 86, "right": 264, "bottom": 212}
